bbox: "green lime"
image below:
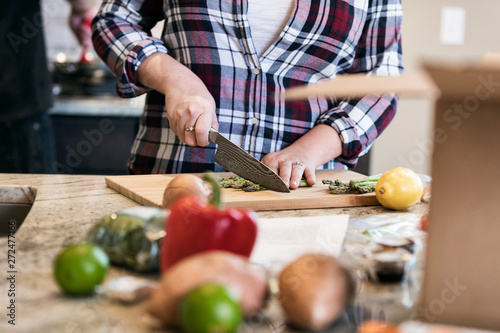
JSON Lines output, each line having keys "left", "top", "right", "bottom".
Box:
{"left": 54, "top": 243, "right": 109, "bottom": 295}
{"left": 180, "top": 283, "right": 242, "bottom": 333}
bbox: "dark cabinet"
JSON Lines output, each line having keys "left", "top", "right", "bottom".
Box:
{"left": 51, "top": 114, "right": 139, "bottom": 175}
{"left": 49, "top": 95, "right": 144, "bottom": 175}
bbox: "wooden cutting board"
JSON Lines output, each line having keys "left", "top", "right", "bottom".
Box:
{"left": 105, "top": 169, "right": 380, "bottom": 211}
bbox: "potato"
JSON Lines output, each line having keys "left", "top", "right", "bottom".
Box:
{"left": 147, "top": 250, "right": 268, "bottom": 327}
{"left": 162, "top": 174, "right": 211, "bottom": 209}
{"left": 278, "top": 253, "right": 356, "bottom": 331}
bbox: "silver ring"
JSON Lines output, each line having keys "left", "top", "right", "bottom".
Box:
{"left": 185, "top": 126, "right": 195, "bottom": 132}
{"left": 292, "top": 161, "right": 304, "bottom": 168}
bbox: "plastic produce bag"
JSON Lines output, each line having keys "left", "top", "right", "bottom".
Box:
{"left": 86, "top": 207, "right": 168, "bottom": 272}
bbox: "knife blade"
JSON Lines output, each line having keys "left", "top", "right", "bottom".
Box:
{"left": 209, "top": 128, "right": 290, "bottom": 193}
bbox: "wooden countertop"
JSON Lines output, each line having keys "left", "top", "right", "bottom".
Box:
{"left": 0, "top": 174, "right": 428, "bottom": 332}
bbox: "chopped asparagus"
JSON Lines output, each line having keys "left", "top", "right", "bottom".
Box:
{"left": 217, "top": 176, "right": 265, "bottom": 192}
{"left": 217, "top": 176, "right": 311, "bottom": 192}
{"left": 299, "top": 178, "right": 312, "bottom": 187}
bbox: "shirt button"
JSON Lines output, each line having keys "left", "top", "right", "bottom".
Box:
{"left": 284, "top": 33, "right": 293, "bottom": 41}
{"left": 253, "top": 68, "right": 260, "bottom": 75}
{"left": 251, "top": 118, "right": 259, "bottom": 125}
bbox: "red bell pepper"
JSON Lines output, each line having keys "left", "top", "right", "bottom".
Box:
{"left": 160, "top": 172, "right": 258, "bottom": 272}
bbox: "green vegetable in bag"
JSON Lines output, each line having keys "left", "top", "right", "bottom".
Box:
{"left": 86, "top": 207, "right": 168, "bottom": 272}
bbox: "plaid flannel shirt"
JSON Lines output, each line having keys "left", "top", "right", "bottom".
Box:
{"left": 92, "top": 0, "right": 403, "bottom": 174}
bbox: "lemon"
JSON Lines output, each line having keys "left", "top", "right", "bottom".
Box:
{"left": 54, "top": 243, "right": 110, "bottom": 295}
{"left": 375, "top": 167, "right": 423, "bottom": 210}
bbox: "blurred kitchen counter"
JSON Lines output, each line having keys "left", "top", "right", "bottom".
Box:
{"left": 49, "top": 94, "right": 145, "bottom": 117}
{"left": 0, "top": 173, "right": 428, "bottom": 332}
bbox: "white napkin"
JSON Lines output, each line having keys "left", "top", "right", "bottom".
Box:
{"left": 251, "top": 214, "right": 349, "bottom": 268}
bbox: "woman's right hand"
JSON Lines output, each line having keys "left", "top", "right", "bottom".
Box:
{"left": 137, "top": 53, "right": 218, "bottom": 146}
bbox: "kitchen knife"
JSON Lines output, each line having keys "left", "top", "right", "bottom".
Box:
{"left": 209, "top": 128, "right": 290, "bottom": 193}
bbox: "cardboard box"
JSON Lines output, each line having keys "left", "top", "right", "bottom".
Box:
{"left": 420, "top": 64, "right": 500, "bottom": 330}
{"left": 285, "top": 63, "right": 500, "bottom": 330}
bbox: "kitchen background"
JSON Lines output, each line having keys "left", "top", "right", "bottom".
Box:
{"left": 371, "top": 0, "right": 500, "bottom": 176}
{"left": 41, "top": 0, "right": 500, "bottom": 176}
{"left": 42, "top": 0, "right": 156, "bottom": 175}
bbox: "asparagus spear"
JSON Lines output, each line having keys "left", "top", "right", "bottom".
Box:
{"left": 322, "top": 174, "right": 382, "bottom": 194}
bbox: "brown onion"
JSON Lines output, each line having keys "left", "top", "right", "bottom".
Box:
{"left": 162, "top": 174, "right": 211, "bottom": 209}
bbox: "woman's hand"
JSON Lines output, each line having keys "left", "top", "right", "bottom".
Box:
{"left": 163, "top": 74, "right": 217, "bottom": 147}
{"left": 261, "top": 125, "right": 343, "bottom": 189}
{"left": 137, "top": 53, "right": 218, "bottom": 146}
{"left": 262, "top": 150, "right": 316, "bottom": 190}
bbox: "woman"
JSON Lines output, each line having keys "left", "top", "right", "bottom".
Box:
{"left": 92, "top": 0, "right": 403, "bottom": 189}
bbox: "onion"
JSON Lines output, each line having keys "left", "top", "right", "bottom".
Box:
{"left": 162, "top": 174, "right": 211, "bottom": 209}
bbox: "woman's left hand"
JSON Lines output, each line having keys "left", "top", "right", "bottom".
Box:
{"left": 261, "top": 149, "right": 316, "bottom": 190}
{"left": 261, "top": 125, "right": 343, "bottom": 190}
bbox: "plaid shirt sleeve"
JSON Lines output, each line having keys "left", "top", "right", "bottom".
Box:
{"left": 315, "top": 0, "right": 403, "bottom": 168}
{"left": 92, "top": 0, "right": 168, "bottom": 98}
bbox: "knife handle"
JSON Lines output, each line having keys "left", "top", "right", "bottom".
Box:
{"left": 209, "top": 127, "right": 218, "bottom": 143}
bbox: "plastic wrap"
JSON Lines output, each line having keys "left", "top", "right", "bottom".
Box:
{"left": 86, "top": 207, "right": 168, "bottom": 272}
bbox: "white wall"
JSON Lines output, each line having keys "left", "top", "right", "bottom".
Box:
{"left": 370, "top": 0, "right": 500, "bottom": 176}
